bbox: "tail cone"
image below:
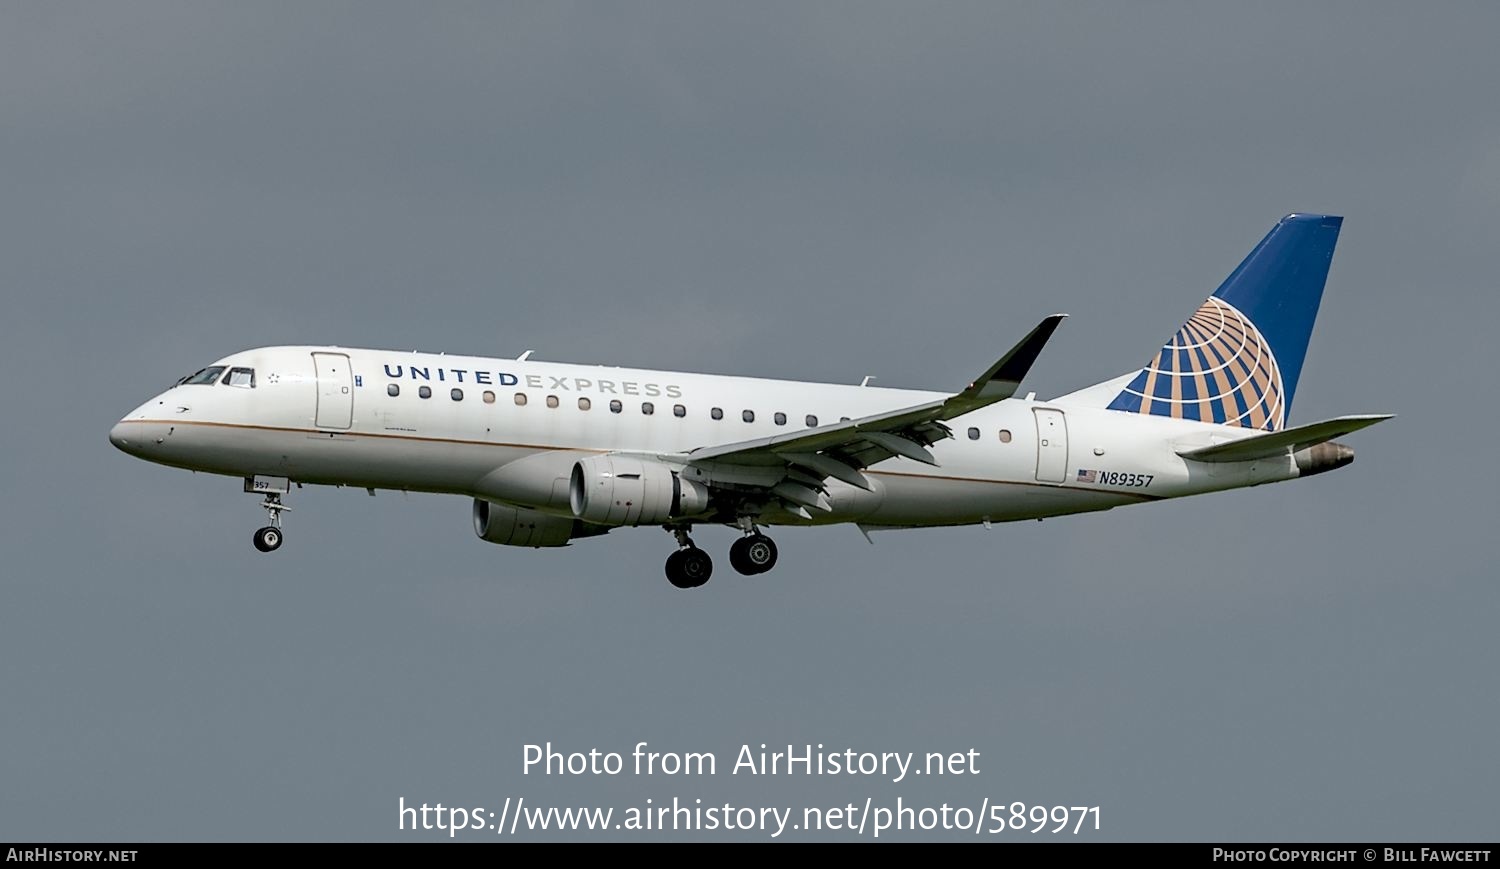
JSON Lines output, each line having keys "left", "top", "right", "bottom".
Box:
{"left": 1294, "top": 441, "right": 1354, "bottom": 477}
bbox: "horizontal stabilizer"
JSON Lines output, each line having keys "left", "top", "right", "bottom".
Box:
{"left": 1177, "top": 414, "right": 1393, "bottom": 463}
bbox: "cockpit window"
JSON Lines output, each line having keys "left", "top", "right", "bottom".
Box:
{"left": 222, "top": 367, "right": 255, "bottom": 388}
{"left": 180, "top": 366, "right": 226, "bottom": 385}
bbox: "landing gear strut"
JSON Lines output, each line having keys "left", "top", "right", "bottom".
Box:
{"left": 664, "top": 526, "right": 712, "bottom": 589}
{"left": 252, "top": 492, "right": 287, "bottom": 553}
{"left": 729, "top": 517, "right": 778, "bottom": 576}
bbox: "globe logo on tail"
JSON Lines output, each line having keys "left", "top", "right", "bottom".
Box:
{"left": 1109, "top": 297, "right": 1285, "bottom": 431}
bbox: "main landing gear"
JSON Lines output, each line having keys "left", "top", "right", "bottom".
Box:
{"left": 252, "top": 492, "right": 288, "bottom": 553}
{"left": 664, "top": 526, "right": 713, "bottom": 589}
{"left": 729, "top": 514, "right": 778, "bottom": 577}
{"left": 663, "top": 522, "right": 780, "bottom": 589}
{"left": 729, "top": 533, "right": 778, "bottom": 576}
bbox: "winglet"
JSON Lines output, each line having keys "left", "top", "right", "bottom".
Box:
{"left": 950, "top": 314, "right": 1067, "bottom": 413}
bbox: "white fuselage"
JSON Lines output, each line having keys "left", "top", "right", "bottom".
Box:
{"left": 110, "top": 345, "right": 1304, "bottom": 531}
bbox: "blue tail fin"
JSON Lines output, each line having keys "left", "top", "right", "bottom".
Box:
{"left": 1105, "top": 213, "right": 1342, "bottom": 431}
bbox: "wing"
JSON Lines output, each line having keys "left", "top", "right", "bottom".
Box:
{"left": 680, "top": 315, "right": 1066, "bottom": 515}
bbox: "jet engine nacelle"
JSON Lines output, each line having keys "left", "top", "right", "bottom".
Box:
{"left": 569, "top": 455, "right": 711, "bottom": 526}
{"left": 472, "top": 499, "right": 607, "bottom": 548}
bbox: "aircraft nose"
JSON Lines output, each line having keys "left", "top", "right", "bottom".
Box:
{"left": 109, "top": 421, "right": 132, "bottom": 452}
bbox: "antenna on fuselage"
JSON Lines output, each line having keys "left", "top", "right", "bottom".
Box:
{"left": 517, "top": 350, "right": 534, "bottom": 362}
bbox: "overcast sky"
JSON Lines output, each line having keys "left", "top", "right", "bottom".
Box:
{"left": 2, "top": 2, "right": 1496, "bottom": 842}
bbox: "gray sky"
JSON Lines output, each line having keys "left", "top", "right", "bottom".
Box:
{"left": 2, "top": 2, "right": 1496, "bottom": 842}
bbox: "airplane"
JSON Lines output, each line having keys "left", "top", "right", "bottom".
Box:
{"left": 110, "top": 213, "right": 1390, "bottom": 589}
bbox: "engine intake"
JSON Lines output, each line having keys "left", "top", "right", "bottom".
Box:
{"left": 472, "top": 499, "right": 607, "bottom": 548}
{"left": 569, "top": 455, "right": 711, "bottom": 526}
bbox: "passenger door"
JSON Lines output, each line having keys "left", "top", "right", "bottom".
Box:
{"left": 312, "top": 352, "right": 353, "bottom": 429}
{"left": 1033, "top": 408, "right": 1068, "bottom": 483}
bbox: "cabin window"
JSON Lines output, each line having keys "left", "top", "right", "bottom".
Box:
{"left": 774, "top": 412, "right": 787, "bottom": 426}
{"left": 451, "top": 388, "right": 464, "bottom": 401}
{"left": 840, "top": 416, "right": 851, "bottom": 422}
{"left": 742, "top": 410, "right": 755, "bottom": 423}
{"left": 418, "top": 386, "right": 432, "bottom": 399}
{"left": 387, "top": 384, "right": 400, "bottom": 397}
{"left": 967, "top": 427, "right": 980, "bottom": 440}
{"left": 641, "top": 402, "right": 655, "bottom": 415}
{"left": 673, "top": 404, "right": 686, "bottom": 418}
{"left": 998, "top": 429, "right": 1012, "bottom": 443}
{"left": 711, "top": 407, "right": 723, "bottom": 420}
{"left": 514, "top": 393, "right": 527, "bottom": 406}
{"left": 180, "top": 366, "right": 226, "bottom": 386}
{"left": 222, "top": 367, "right": 255, "bottom": 388}
{"left": 610, "top": 399, "right": 623, "bottom": 414}
{"left": 545, "top": 395, "right": 558, "bottom": 409}
{"left": 482, "top": 391, "right": 495, "bottom": 404}
{"left": 806, "top": 414, "right": 818, "bottom": 427}
{"left": 578, "top": 397, "right": 591, "bottom": 411}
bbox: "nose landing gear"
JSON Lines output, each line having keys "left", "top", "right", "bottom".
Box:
{"left": 252, "top": 492, "right": 288, "bottom": 553}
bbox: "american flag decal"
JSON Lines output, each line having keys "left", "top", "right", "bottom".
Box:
{"left": 1077, "top": 469, "right": 1097, "bottom": 483}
